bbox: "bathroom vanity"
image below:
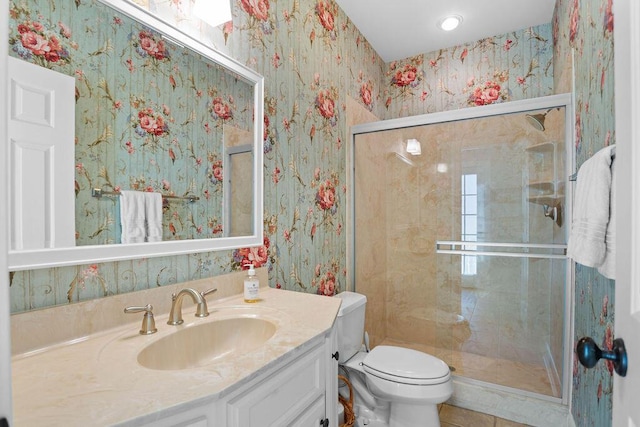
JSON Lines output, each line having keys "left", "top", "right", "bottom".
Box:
{"left": 10, "top": 271, "right": 340, "bottom": 426}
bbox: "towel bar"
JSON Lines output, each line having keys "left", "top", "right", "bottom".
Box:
{"left": 92, "top": 188, "right": 199, "bottom": 203}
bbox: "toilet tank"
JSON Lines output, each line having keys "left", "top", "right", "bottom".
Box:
{"left": 335, "top": 291, "right": 367, "bottom": 363}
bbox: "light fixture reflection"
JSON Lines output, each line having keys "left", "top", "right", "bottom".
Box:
{"left": 406, "top": 138, "right": 422, "bottom": 156}
{"left": 395, "top": 152, "right": 415, "bottom": 166}
{"left": 438, "top": 15, "right": 462, "bottom": 31}
{"left": 194, "top": 0, "right": 232, "bottom": 28}
{"left": 437, "top": 163, "right": 448, "bottom": 173}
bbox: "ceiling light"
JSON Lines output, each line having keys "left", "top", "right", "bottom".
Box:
{"left": 406, "top": 139, "right": 422, "bottom": 156}
{"left": 193, "top": 0, "right": 232, "bottom": 28}
{"left": 438, "top": 15, "right": 462, "bottom": 31}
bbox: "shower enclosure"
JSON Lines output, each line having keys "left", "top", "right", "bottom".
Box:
{"left": 350, "top": 94, "right": 573, "bottom": 403}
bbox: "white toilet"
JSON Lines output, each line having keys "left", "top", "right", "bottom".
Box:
{"left": 336, "top": 291, "right": 453, "bottom": 427}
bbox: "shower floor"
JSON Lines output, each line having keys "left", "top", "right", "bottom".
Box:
{"left": 379, "top": 337, "right": 559, "bottom": 397}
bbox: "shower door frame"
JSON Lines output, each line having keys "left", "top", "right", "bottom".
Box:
{"left": 347, "top": 93, "right": 575, "bottom": 406}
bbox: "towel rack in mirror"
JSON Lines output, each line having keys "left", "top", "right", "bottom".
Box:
{"left": 92, "top": 188, "right": 199, "bottom": 203}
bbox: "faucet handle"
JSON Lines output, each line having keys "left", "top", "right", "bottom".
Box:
{"left": 124, "top": 304, "right": 158, "bottom": 335}
{"left": 201, "top": 288, "right": 217, "bottom": 298}
{"left": 195, "top": 288, "right": 217, "bottom": 317}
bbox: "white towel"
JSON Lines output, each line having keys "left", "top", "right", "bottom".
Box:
{"left": 598, "top": 156, "right": 616, "bottom": 279}
{"left": 145, "top": 192, "right": 163, "bottom": 242}
{"left": 120, "top": 190, "right": 147, "bottom": 244}
{"left": 567, "top": 145, "right": 616, "bottom": 279}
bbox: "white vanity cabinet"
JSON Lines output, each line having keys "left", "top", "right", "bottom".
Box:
{"left": 127, "top": 407, "right": 214, "bottom": 427}
{"left": 128, "top": 327, "right": 337, "bottom": 427}
{"left": 221, "top": 324, "right": 338, "bottom": 427}
{"left": 223, "top": 340, "right": 327, "bottom": 426}
{"left": 11, "top": 286, "right": 342, "bottom": 426}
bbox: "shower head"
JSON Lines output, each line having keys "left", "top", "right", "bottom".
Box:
{"left": 525, "top": 113, "right": 547, "bottom": 131}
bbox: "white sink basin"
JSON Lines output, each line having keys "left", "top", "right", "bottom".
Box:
{"left": 138, "top": 317, "right": 277, "bottom": 370}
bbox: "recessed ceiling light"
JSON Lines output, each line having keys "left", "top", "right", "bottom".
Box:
{"left": 438, "top": 15, "right": 462, "bottom": 31}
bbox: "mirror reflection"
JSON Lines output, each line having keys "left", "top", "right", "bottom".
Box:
{"left": 8, "top": 0, "right": 256, "bottom": 248}
{"left": 223, "top": 125, "right": 254, "bottom": 237}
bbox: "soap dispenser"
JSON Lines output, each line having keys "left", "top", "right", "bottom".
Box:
{"left": 244, "top": 264, "right": 260, "bottom": 303}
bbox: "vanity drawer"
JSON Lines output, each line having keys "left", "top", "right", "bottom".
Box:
{"left": 225, "top": 343, "right": 326, "bottom": 426}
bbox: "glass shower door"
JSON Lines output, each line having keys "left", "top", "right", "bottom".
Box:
{"left": 433, "top": 109, "right": 568, "bottom": 398}
{"left": 353, "top": 106, "right": 569, "bottom": 399}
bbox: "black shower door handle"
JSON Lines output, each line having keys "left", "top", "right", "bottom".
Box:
{"left": 576, "top": 336, "right": 628, "bottom": 377}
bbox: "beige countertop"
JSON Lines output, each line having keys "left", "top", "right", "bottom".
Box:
{"left": 11, "top": 278, "right": 341, "bottom": 426}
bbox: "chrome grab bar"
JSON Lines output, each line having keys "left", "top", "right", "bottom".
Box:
{"left": 436, "top": 241, "right": 567, "bottom": 259}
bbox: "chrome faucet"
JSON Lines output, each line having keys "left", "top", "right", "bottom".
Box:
{"left": 167, "top": 287, "right": 217, "bottom": 325}
{"left": 124, "top": 304, "right": 157, "bottom": 335}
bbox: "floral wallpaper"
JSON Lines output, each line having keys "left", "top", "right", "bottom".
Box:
{"left": 553, "top": 0, "right": 616, "bottom": 426}
{"left": 6, "top": 0, "right": 622, "bottom": 424}
{"left": 8, "top": 0, "right": 553, "bottom": 318}
{"left": 382, "top": 28, "right": 553, "bottom": 117}
{"left": 9, "top": 0, "right": 255, "bottom": 244}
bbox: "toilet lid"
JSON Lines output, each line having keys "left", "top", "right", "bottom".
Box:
{"left": 362, "top": 346, "right": 451, "bottom": 385}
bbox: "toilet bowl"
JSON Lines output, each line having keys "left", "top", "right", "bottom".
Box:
{"left": 336, "top": 292, "right": 453, "bottom": 427}
{"left": 363, "top": 346, "right": 452, "bottom": 403}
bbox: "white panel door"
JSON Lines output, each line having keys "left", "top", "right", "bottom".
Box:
{"left": 7, "top": 56, "right": 75, "bottom": 250}
{"left": 1, "top": 2, "right": 13, "bottom": 423}
{"left": 613, "top": 0, "right": 640, "bottom": 426}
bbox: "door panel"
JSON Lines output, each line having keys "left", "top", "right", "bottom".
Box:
{"left": 8, "top": 56, "right": 75, "bottom": 250}
{"left": 613, "top": 0, "right": 640, "bottom": 425}
{"left": 1, "top": 2, "right": 13, "bottom": 422}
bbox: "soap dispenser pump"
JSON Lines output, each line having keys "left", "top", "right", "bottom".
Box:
{"left": 244, "top": 264, "right": 260, "bottom": 303}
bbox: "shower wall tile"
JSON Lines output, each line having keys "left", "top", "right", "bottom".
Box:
{"left": 352, "top": 109, "right": 394, "bottom": 348}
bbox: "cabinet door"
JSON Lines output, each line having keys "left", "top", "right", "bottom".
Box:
{"left": 287, "top": 397, "right": 325, "bottom": 427}
{"left": 226, "top": 342, "right": 325, "bottom": 426}
{"left": 324, "top": 326, "right": 338, "bottom": 426}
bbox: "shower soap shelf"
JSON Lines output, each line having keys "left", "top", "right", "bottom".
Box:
{"left": 526, "top": 141, "right": 561, "bottom": 206}
{"left": 526, "top": 140, "right": 564, "bottom": 225}
{"left": 526, "top": 181, "right": 555, "bottom": 193}
{"left": 527, "top": 195, "right": 563, "bottom": 206}
{"left": 525, "top": 141, "right": 555, "bottom": 153}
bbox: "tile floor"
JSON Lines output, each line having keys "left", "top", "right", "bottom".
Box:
{"left": 439, "top": 404, "right": 531, "bottom": 427}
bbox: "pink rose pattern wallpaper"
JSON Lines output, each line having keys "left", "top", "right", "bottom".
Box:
{"left": 9, "top": 0, "right": 256, "bottom": 245}
{"left": 383, "top": 32, "right": 553, "bottom": 117}
{"left": 7, "top": 0, "right": 616, "bottom": 423}
{"left": 554, "top": 0, "right": 616, "bottom": 425}
{"left": 9, "top": 0, "right": 554, "bottom": 312}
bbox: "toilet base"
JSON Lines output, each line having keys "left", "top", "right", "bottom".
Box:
{"left": 389, "top": 402, "right": 440, "bottom": 427}
{"left": 353, "top": 404, "right": 389, "bottom": 427}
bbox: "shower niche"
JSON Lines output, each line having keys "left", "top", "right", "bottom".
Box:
{"left": 526, "top": 138, "right": 565, "bottom": 226}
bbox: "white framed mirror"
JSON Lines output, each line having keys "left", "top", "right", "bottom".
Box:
{"left": 6, "top": 0, "right": 264, "bottom": 271}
